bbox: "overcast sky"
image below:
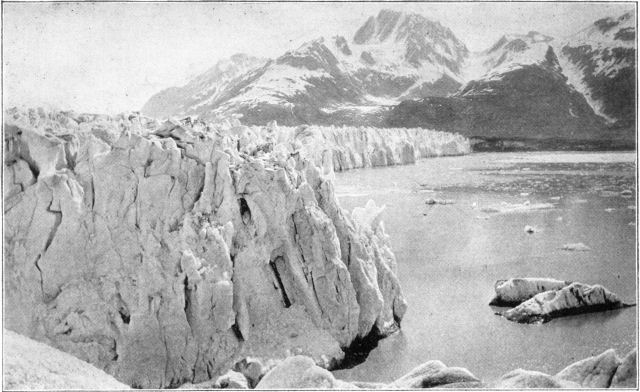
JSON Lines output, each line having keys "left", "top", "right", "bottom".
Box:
{"left": 3, "top": 2, "right": 633, "bottom": 114}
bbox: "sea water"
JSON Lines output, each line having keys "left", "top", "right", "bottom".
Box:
{"left": 332, "top": 151, "right": 637, "bottom": 383}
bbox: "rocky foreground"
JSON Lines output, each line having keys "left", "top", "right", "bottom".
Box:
{"left": 4, "top": 330, "right": 636, "bottom": 389}
{"left": 251, "top": 349, "right": 637, "bottom": 389}
{"left": 3, "top": 108, "right": 471, "bottom": 388}
{"left": 3, "top": 329, "right": 130, "bottom": 390}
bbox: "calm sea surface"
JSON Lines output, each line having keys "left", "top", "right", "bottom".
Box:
{"left": 332, "top": 152, "right": 637, "bottom": 383}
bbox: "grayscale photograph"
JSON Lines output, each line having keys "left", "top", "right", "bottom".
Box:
{"left": 2, "top": 1, "right": 637, "bottom": 390}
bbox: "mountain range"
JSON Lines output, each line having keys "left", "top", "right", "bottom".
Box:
{"left": 142, "top": 9, "right": 636, "bottom": 148}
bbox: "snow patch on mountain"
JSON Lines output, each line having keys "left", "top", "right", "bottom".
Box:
{"left": 141, "top": 9, "right": 634, "bottom": 133}
{"left": 143, "top": 9, "right": 471, "bottom": 123}
{"left": 556, "top": 54, "right": 617, "bottom": 123}
{"left": 463, "top": 31, "right": 556, "bottom": 81}
{"left": 224, "top": 65, "right": 330, "bottom": 106}
{"left": 142, "top": 54, "right": 268, "bottom": 118}
{"left": 557, "top": 10, "right": 635, "bottom": 125}
{"left": 565, "top": 11, "right": 635, "bottom": 50}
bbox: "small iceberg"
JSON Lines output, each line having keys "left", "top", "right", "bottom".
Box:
{"left": 496, "top": 282, "right": 634, "bottom": 324}
{"left": 560, "top": 243, "right": 591, "bottom": 251}
{"left": 480, "top": 201, "right": 554, "bottom": 214}
{"left": 425, "top": 198, "right": 453, "bottom": 205}
{"left": 600, "top": 191, "right": 619, "bottom": 198}
{"left": 489, "top": 278, "right": 571, "bottom": 307}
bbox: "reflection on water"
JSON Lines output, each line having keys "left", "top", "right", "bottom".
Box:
{"left": 332, "top": 152, "right": 637, "bottom": 383}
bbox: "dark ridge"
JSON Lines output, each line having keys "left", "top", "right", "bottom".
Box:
{"left": 504, "top": 38, "right": 529, "bottom": 52}
{"left": 469, "top": 137, "right": 636, "bottom": 152}
{"left": 615, "top": 27, "right": 635, "bottom": 41}
{"left": 353, "top": 16, "right": 376, "bottom": 44}
{"left": 594, "top": 17, "right": 619, "bottom": 33}
{"left": 544, "top": 45, "right": 560, "bottom": 67}
{"left": 405, "top": 73, "right": 461, "bottom": 98}
{"left": 375, "top": 9, "right": 402, "bottom": 41}
{"left": 561, "top": 45, "right": 635, "bottom": 127}
{"left": 335, "top": 36, "right": 352, "bottom": 56}
{"left": 360, "top": 51, "right": 376, "bottom": 66}
{"left": 487, "top": 36, "right": 508, "bottom": 53}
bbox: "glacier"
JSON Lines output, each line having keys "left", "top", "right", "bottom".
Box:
{"left": 3, "top": 107, "right": 469, "bottom": 388}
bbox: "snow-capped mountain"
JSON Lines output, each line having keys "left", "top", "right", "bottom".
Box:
{"left": 387, "top": 40, "right": 608, "bottom": 142}
{"left": 350, "top": 9, "right": 468, "bottom": 97}
{"left": 142, "top": 9, "right": 635, "bottom": 146}
{"left": 464, "top": 31, "right": 556, "bottom": 81}
{"left": 142, "top": 10, "right": 471, "bottom": 125}
{"left": 458, "top": 31, "right": 564, "bottom": 97}
{"left": 386, "top": 12, "right": 635, "bottom": 146}
{"left": 557, "top": 11, "right": 635, "bottom": 127}
{"left": 142, "top": 53, "right": 268, "bottom": 119}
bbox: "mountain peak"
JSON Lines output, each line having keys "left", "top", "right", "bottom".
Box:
{"left": 353, "top": 9, "right": 460, "bottom": 46}
{"left": 353, "top": 9, "right": 403, "bottom": 44}
{"left": 352, "top": 9, "right": 468, "bottom": 72}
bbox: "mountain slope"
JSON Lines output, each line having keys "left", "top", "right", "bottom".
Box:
{"left": 141, "top": 54, "right": 268, "bottom": 119}
{"left": 142, "top": 10, "right": 470, "bottom": 125}
{"left": 386, "top": 35, "right": 612, "bottom": 144}
{"left": 464, "top": 31, "right": 555, "bottom": 80}
{"left": 557, "top": 11, "right": 635, "bottom": 128}
{"left": 141, "top": 9, "right": 635, "bottom": 147}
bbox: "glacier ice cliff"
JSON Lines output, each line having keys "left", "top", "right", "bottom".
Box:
{"left": 192, "top": 120, "right": 471, "bottom": 172}
{"left": 281, "top": 124, "right": 471, "bottom": 171}
{"left": 2, "top": 108, "right": 427, "bottom": 388}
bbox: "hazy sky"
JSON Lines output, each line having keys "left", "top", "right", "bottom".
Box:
{"left": 3, "top": 2, "right": 633, "bottom": 114}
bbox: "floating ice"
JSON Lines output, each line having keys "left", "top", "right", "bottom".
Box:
{"left": 480, "top": 201, "right": 554, "bottom": 214}
{"left": 425, "top": 198, "right": 453, "bottom": 205}
{"left": 561, "top": 243, "right": 591, "bottom": 252}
